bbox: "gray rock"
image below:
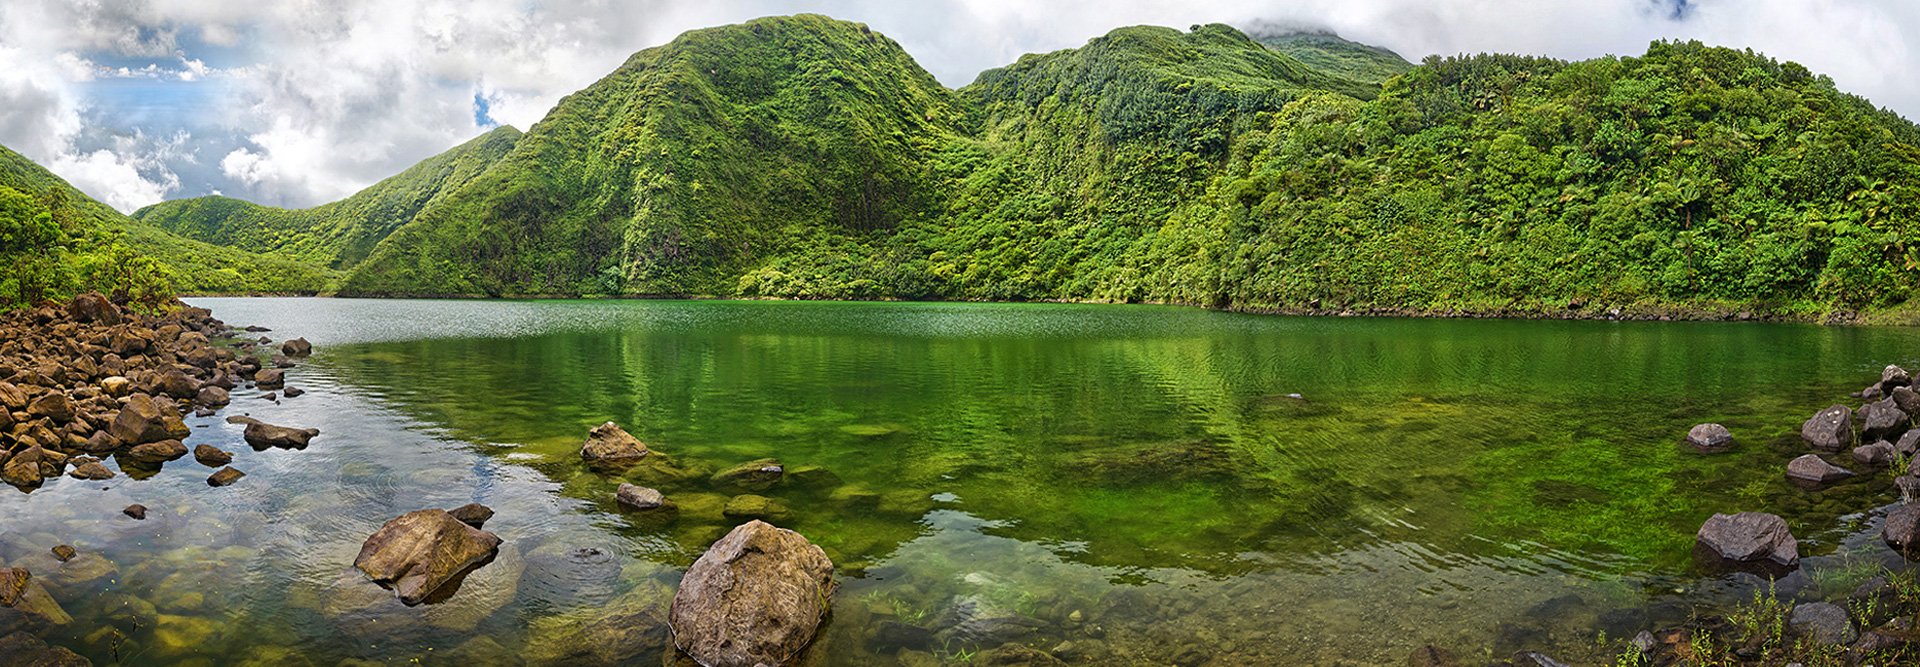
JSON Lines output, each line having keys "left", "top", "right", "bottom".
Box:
{"left": 1900, "top": 476, "right": 1920, "bottom": 504}
{"left": 1801, "top": 404, "right": 1853, "bottom": 450}
{"left": 1884, "top": 503, "right": 1920, "bottom": 558}
{"left": 1894, "top": 386, "right": 1920, "bottom": 417}
{"left": 1854, "top": 440, "right": 1897, "bottom": 465}
{"left": 1786, "top": 454, "right": 1853, "bottom": 486}
{"left": 1884, "top": 364, "right": 1913, "bottom": 392}
{"left": 1696, "top": 512, "right": 1798, "bottom": 567}
{"left": 1787, "top": 601, "right": 1855, "bottom": 645}
{"left": 580, "top": 421, "right": 649, "bottom": 464}
{"left": 615, "top": 484, "right": 672, "bottom": 512}
{"left": 1862, "top": 398, "right": 1910, "bottom": 441}
{"left": 711, "top": 458, "right": 784, "bottom": 491}
{"left": 1686, "top": 423, "right": 1733, "bottom": 452}
{"left": 1899, "top": 430, "right": 1920, "bottom": 456}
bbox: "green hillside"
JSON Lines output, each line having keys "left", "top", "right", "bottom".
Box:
{"left": 1252, "top": 30, "right": 1414, "bottom": 85}
{"left": 40, "top": 15, "right": 1920, "bottom": 319}
{"left": 0, "top": 143, "right": 334, "bottom": 309}
{"left": 133, "top": 126, "right": 522, "bottom": 270}
{"left": 338, "top": 14, "right": 970, "bottom": 296}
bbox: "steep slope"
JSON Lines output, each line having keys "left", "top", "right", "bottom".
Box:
{"left": 0, "top": 143, "right": 334, "bottom": 308}
{"left": 339, "top": 14, "right": 970, "bottom": 297}
{"left": 1251, "top": 30, "right": 1415, "bottom": 86}
{"left": 134, "top": 125, "right": 521, "bottom": 270}
{"left": 913, "top": 23, "right": 1364, "bottom": 301}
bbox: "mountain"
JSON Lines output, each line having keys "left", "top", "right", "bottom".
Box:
{"left": 110, "top": 16, "right": 1920, "bottom": 318}
{"left": 338, "top": 14, "right": 970, "bottom": 296}
{"left": 0, "top": 142, "right": 334, "bottom": 309}
{"left": 134, "top": 126, "right": 522, "bottom": 270}
{"left": 1248, "top": 29, "right": 1414, "bottom": 86}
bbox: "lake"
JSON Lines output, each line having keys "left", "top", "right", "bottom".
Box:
{"left": 4, "top": 297, "right": 1916, "bottom": 665}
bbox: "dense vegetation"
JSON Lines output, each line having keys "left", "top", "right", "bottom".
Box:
{"left": 134, "top": 126, "right": 521, "bottom": 269}
{"left": 0, "top": 143, "right": 334, "bottom": 310}
{"left": 54, "top": 16, "right": 1920, "bottom": 318}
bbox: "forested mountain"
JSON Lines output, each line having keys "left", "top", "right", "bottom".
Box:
{"left": 16, "top": 14, "right": 1920, "bottom": 319}
{"left": 133, "top": 126, "right": 522, "bottom": 270}
{"left": 1251, "top": 30, "right": 1415, "bottom": 85}
{"left": 0, "top": 143, "right": 334, "bottom": 309}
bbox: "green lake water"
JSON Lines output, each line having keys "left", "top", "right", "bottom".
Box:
{"left": 4, "top": 298, "right": 1919, "bottom": 665}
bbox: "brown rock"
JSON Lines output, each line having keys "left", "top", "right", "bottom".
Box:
{"left": 1408, "top": 644, "right": 1458, "bottom": 667}
{"left": 282, "top": 386, "right": 304, "bottom": 398}
{"left": 0, "top": 631, "right": 88, "bottom": 666}
{"left": 0, "top": 567, "right": 27, "bottom": 606}
{"left": 26, "top": 393, "right": 73, "bottom": 422}
{"left": 282, "top": 337, "right": 312, "bottom": 357}
{"left": 447, "top": 503, "right": 495, "bottom": 529}
{"left": 207, "top": 466, "right": 245, "bottom": 487}
{"left": 354, "top": 509, "right": 503, "bottom": 605}
{"left": 66, "top": 461, "right": 114, "bottom": 480}
{"left": 669, "top": 520, "right": 834, "bottom": 667}
{"left": 66, "top": 292, "right": 120, "bottom": 324}
{"left": 193, "top": 444, "right": 233, "bottom": 467}
{"left": 109, "top": 393, "right": 189, "bottom": 445}
{"left": 194, "top": 385, "right": 229, "bottom": 407}
{"left": 254, "top": 368, "right": 284, "bottom": 389}
{"left": 581, "top": 421, "right": 649, "bottom": 463}
{"left": 0, "top": 382, "right": 24, "bottom": 411}
{"left": 616, "top": 484, "right": 674, "bottom": 512}
{"left": 123, "top": 504, "right": 146, "bottom": 520}
{"left": 126, "top": 439, "right": 188, "bottom": 463}
{"left": 99, "top": 375, "right": 131, "bottom": 397}
{"left": 50, "top": 545, "right": 74, "bottom": 562}
{"left": 242, "top": 420, "right": 319, "bottom": 449}
{"left": 154, "top": 369, "right": 198, "bottom": 399}
{"left": 711, "top": 459, "right": 784, "bottom": 491}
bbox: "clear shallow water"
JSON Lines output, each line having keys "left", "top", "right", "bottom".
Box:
{"left": 5, "top": 298, "right": 1919, "bottom": 665}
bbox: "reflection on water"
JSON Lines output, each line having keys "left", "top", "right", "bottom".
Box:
{"left": 3, "top": 297, "right": 1917, "bottom": 665}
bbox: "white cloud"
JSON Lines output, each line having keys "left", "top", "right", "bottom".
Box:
{"left": 1, "top": 0, "right": 1919, "bottom": 211}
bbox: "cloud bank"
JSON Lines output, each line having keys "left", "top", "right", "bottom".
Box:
{"left": 0, "top": 1, "right": 1914, "bottom": 212}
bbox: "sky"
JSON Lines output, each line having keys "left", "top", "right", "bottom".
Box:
{"left": 0, "top": 0, "right": 1915, "bottom": 213}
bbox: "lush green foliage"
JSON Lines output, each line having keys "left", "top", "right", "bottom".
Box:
{"left": 84, "top": 16, "right": 1920, "bottom": 317}
{"left": 1251, "top": 31, "right": 1415, "bottom": 86}
{"left": 133, "top": 126, "right": 521, "bottom": 269}
{"left": 0, "top": 143, "right": 335, "bottom": 310}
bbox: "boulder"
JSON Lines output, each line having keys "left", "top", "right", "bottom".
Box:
{"left": 1885, "top": 503, "right": 1920, "bottom": 558}
{"left": 1, "top": 447, "right": 58, "bottom": 487}
{"left": 616, "top": 484, "right": 673, "bottom": 512}
{"left": 1884, "top": 365, "right": 1913, "bottom": 392}
{"left": 1685, "top": 423, "right": 1732, "bottom": 452}
{"left": 193, "top": 444, "right": 232, "bottom": 467}
{"left": 0, "top": 567, "right": 27, "bottom": 607}
{"left": 1696, "top": 512, "right": 1798, "bottom": 567}
{"left": 195, "top": 386, "right": 229, "bottom": 407}
{"left": 1901, "top": 476, "right": 1920, "bottom": 504}
{"left": 26, "top": 393, "right": 73, "bottom": 422}
{"left": 1861, "top": 398, "right": 1911, "bottom": 441}
{"left": 241, "top": 420, "right": 319, "bottom": 449}
{"left": 0, "top": 382, "right": 24, "bottom": 410}
{"left": 65, "top": 291, "right": 119, "bottom": 325}
{"left": 1854, "top": 440, "right": 1897, "bottom": 465}
{"left": 126, "top": 439, "right": 188, "bottom": 463}
{"left": 669, "top": 520, "right": 834, "bottom": 667}
{"left": 99, "top": 376, "right": 131, "bottom": 397}
{"left": 354, "top": 509, "right": 503, "bottom": 605}
{"left": 0, "top": 631, "right": 88, "bottom": 667}
{"left": 1895, "top": 386, "right": 1920, "bottom": 417}
{"left": 1801, "top": 404, "right": 1853, "bottom": 450}
{"left": 254, "top": 368, "right": 285, "bottom": 389}
{"left": 207, "top": 466, "right": 245, "bottom": 487}
{"left": 282, "top": 386, "right": 304, "bottom": 398}
{"left": 281, "top": 337, "right": 312, "bottom": 357}
{"left": 123, "top": 504, "right": 146, "bottom": 520}
{"left": 109, "top": 393, "right": 189, "bottom": 445}
{"left": 154, "top": 369, "right": 198, "bottom": 399}
{"left": 447, "top": 503, "right": 494, "bottom": 529}
{"left": 722, "top": 495, "right": 788, "bottom": 522}
{"left": 1787, "top": 454, "right": 1854, "bottom": 486}
{"left": 67, "top": 461, "right": 113, "bottom": 480}
{"left": 1899, "top": 431, "right": 1920, "bottom": 457}
{"left": 580, "top": 421, "right": 649, "bottom": 464}
{"left": 1788, "top": 602, "right": 1856, "bottom": 645}
{"left": 711, "top": 458, "right": 784, "bottom": 491}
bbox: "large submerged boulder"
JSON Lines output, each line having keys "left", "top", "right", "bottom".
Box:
{"left": 1696, "top": 512, "right": 1799, "bottom": 568}
{"left": 581, "top": 422, "right": 649, "bottom": 464}
{"left": 353, "top": 509, "right": 503, "bottom": 605}
{"left": 670, "top": 520, "right": 834, "bottom": 667}
{"left": 1801, "top": 404, "right": 1854, "bottom": 451}
{"left": 711, "top": 459, "right": 784, "bottom": 492}
{"left": 1786, "top": 454, "right": 1854, "bottom": 487}
{"left": 0, "top": 631, "right": 88, "bottom": 667}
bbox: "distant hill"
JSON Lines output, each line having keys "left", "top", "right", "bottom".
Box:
{"left": 1249, "top": 30, "right": 1414, "bottom": 85}
{"left": 34, "top": 15, "right": 1920, "bottom": 318}
{"left": 134, "top": 126, "right": 521, "bottom": 270}
{"left": 0, "top": 142, "right": 334, "bottom": 308}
